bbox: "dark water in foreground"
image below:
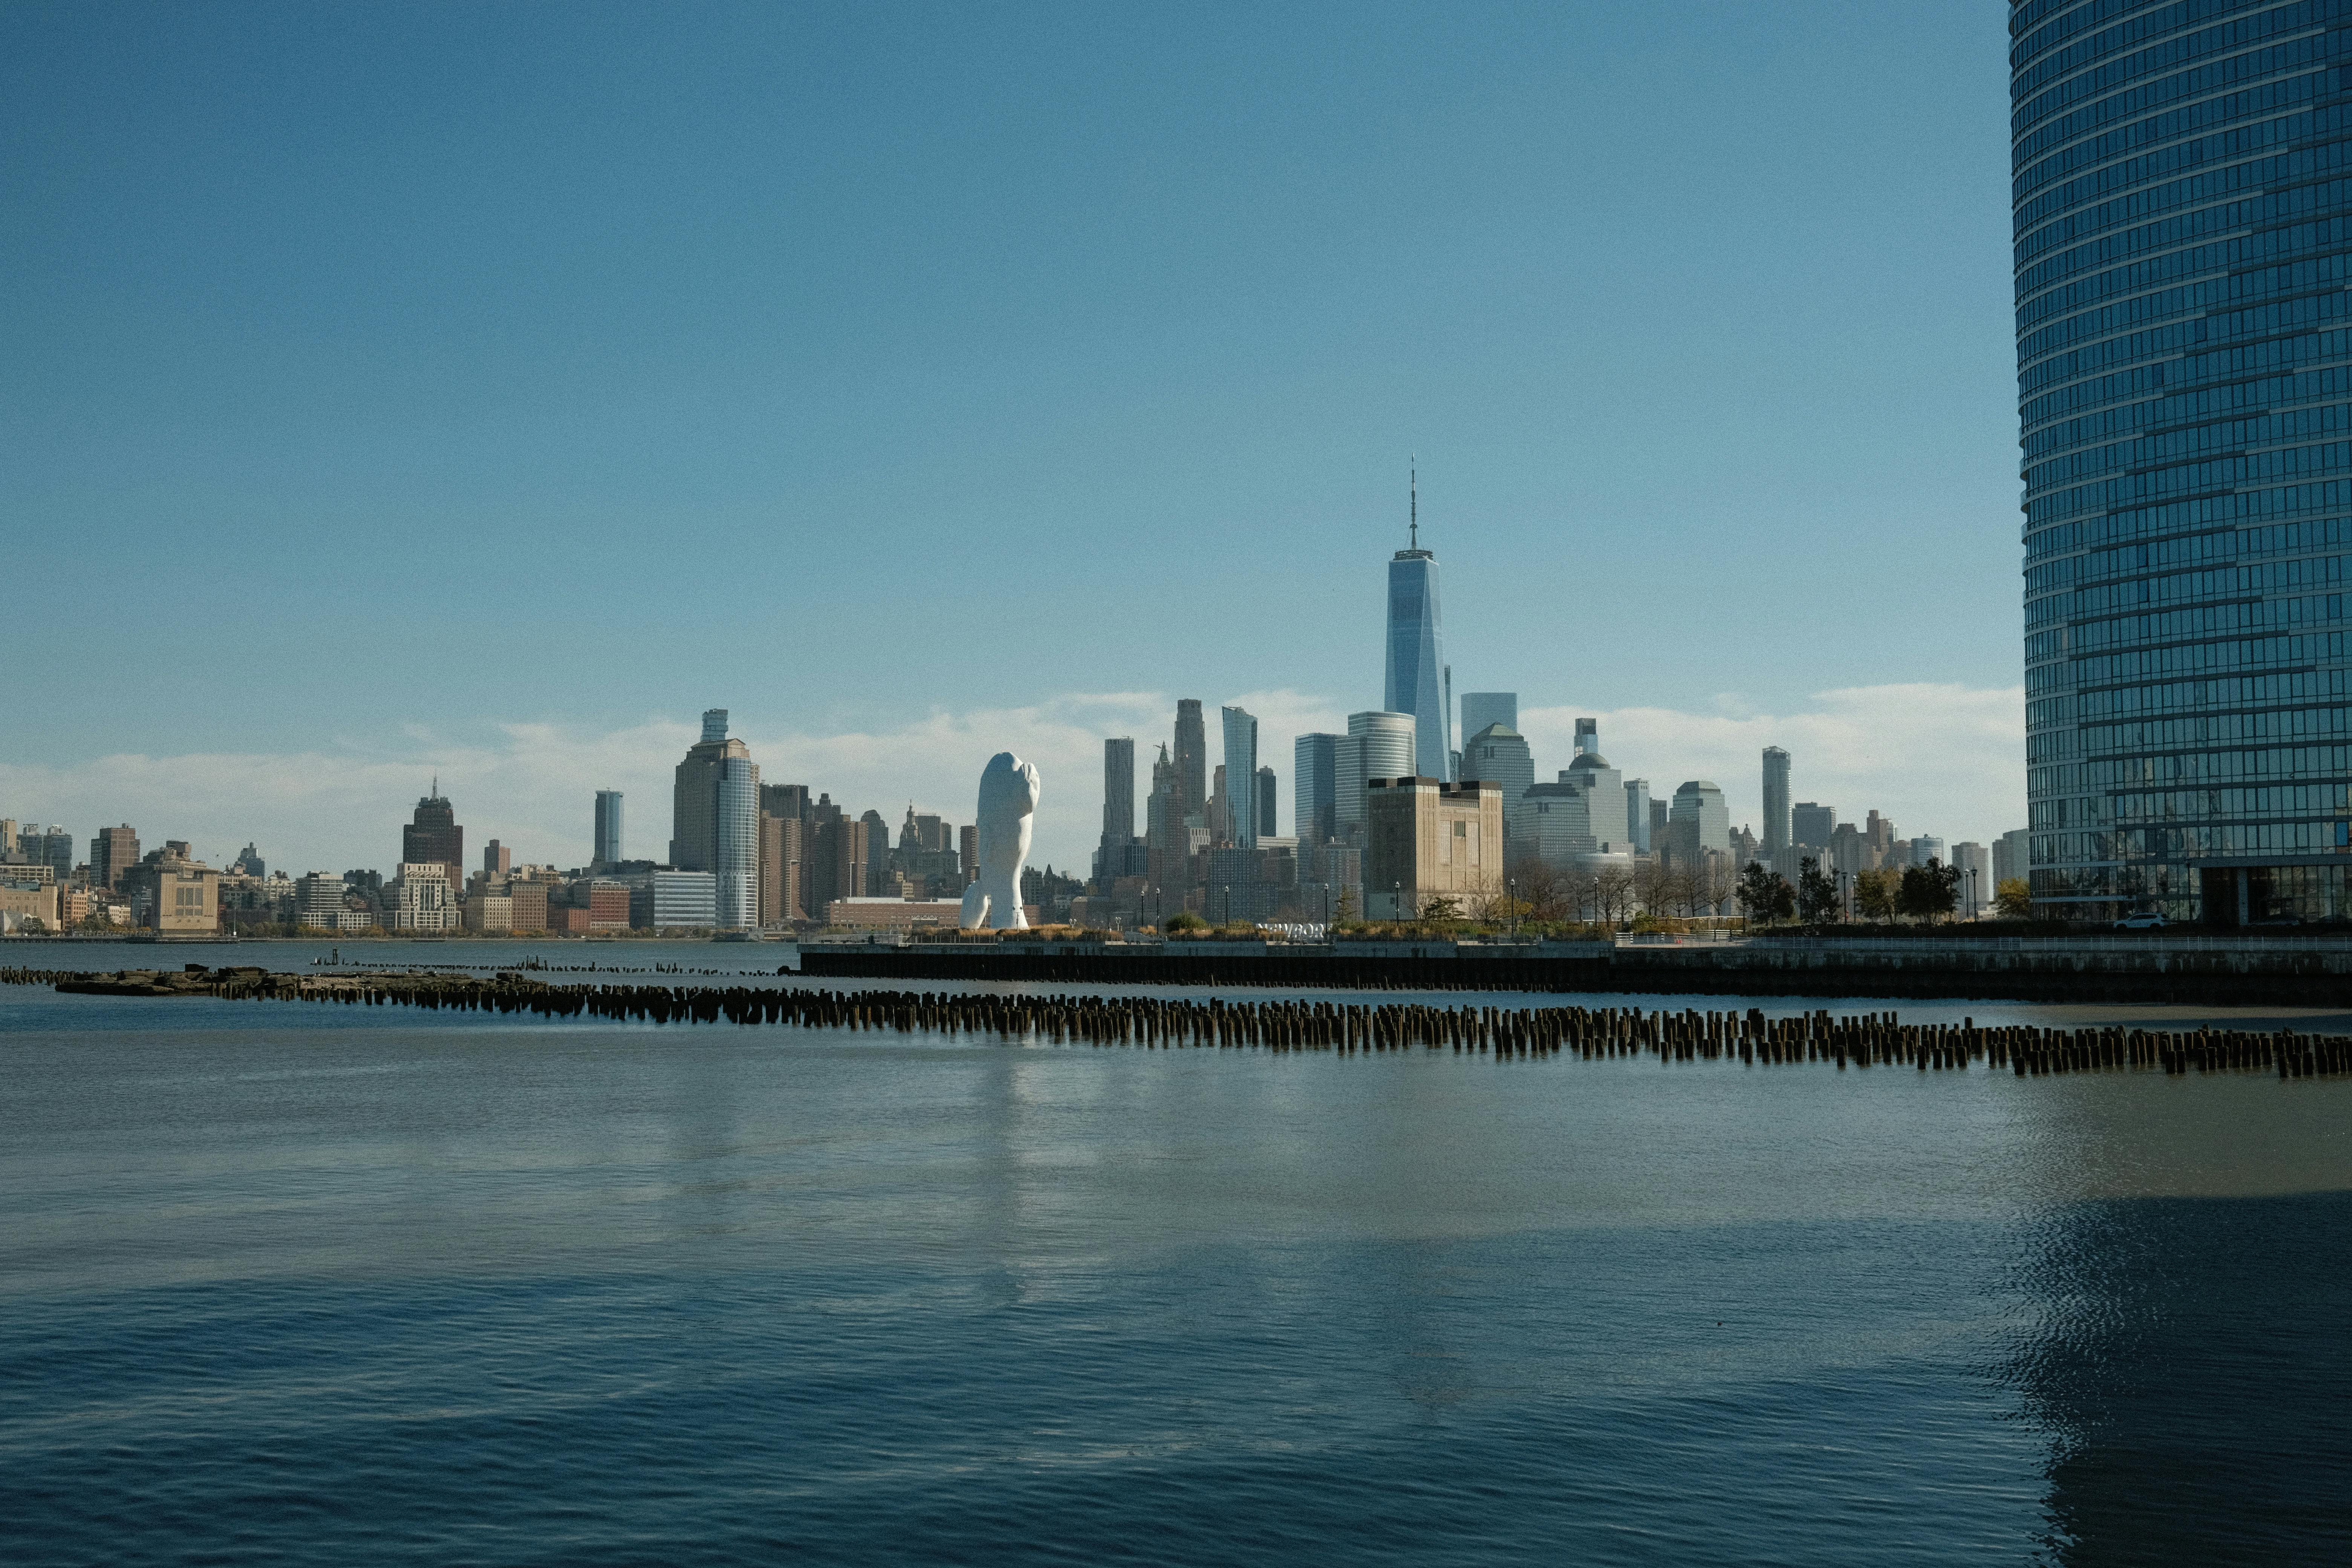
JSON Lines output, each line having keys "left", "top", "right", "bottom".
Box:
{"left": 2, "top": 968, "right": 2348, "bottom": 1565}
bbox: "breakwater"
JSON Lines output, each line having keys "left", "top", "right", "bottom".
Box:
{"left": 796, "top": 937, "right": 2352, "bottom": 1005}
{"left": 9, "top": 965, "right": 2350, "bottom": 1079}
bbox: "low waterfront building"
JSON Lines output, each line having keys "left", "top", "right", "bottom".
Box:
{"left": 0, "top": 881, "right": 61, "bottom": 931}
{"left": 464, "top": 893, "right": 514, "bottom": 933}
{"left": 822, "top": 896, "right": 971, "bottom": 931}
{"left": 1363, "top": 776, "right": 1504, "bottom": 919}
{"left": 631, "top": 869, "right": 717, "bottom": 931}
{"left": 387, "top": 863, "right": 457, "bottom": 933}
{"left": 122, "top": 848, "right": 219, "bottom": 935}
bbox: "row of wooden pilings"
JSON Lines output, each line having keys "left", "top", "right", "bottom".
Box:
{"left": 11, "top": 965, "right": 2352, "bottom": 1079}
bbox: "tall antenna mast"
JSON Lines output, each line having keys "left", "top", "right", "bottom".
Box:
{"left": 1410, "top": 455, "right": 1418, "bottom": 550}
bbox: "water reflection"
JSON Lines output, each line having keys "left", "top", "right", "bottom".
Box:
{"left": 2003, "top": 1191, "right": 2352, "bottom": 1565}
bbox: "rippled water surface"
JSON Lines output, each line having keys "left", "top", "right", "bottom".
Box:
{"left": 3, "top": 954, "right": 2348, "bottom": 1565}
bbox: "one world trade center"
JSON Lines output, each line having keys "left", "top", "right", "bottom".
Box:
{"left": 1384, "top": 468, "right": 1450, "bottom": 781}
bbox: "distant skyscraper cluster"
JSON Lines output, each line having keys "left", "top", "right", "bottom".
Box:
{"left": 1063, "top": 477, "right": 1999, "bottom": 927}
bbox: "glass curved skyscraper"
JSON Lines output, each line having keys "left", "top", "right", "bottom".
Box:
{"left": 2014, "top": 0, "right": 2352, "bottom": 923}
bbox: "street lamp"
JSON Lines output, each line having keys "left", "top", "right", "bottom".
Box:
{"left": 1509, "top": 877, "right": 1517, "bottom": 938}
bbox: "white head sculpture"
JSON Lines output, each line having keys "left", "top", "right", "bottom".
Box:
{"left": 960, "top": 751, "right": 1040, "bottom": 930}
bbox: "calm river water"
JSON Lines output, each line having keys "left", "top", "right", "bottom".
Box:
{"left": 2, "top": 940, "right": 2347, "bottom": 1565}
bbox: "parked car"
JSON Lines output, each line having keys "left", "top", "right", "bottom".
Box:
{"left": 2113, "top": 911, "right": 2169, "bottom": 930}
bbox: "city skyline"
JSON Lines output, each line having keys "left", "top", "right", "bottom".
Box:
{"left": 0, "top": 675, "right": 2021, "bottom": 885}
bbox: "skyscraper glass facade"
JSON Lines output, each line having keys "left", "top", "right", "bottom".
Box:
{"left": 1221, "top": 705, "right": 1259, "bottom": 848}
{"left": 1384, "top": 548, "right": 1451, "bottom": 780}
{"left": 594, "top": 789, "right": 624, "bottom": 866}
{"left": 2014, "top": 0, "right": 2352, "bottom": 922}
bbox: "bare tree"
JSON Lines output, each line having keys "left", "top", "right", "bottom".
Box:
{"left": 1594, "top": 864, "right": 1637, "bottom": 925}
{"left": 1515, "top": 859, "right": 1571, "bottom": 923}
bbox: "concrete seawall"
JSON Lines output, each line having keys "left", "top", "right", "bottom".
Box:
{"left": 795, "top": 936, "right": 2352, "bottom": 1006}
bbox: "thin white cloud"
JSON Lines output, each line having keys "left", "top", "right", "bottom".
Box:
{"left": 0, "top": 683, "right": 2023, "bottom": 876}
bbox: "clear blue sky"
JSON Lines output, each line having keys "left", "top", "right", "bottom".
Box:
{"left": 3, "top": 2, "right": 2023, "bottom": 867}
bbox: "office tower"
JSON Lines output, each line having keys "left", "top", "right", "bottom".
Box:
{"left": 1649, "top": 799, "right": 1669, "bottom": 849}
{"left": 1993, "top": 828, "right": 2031, "bottom": 889}
{"left": 2014, "top": 6, "right": 2352, "bottom": 923}
{"left": 712, "top": 758, "right": 759, "bottom": 928}
{"left": 402, "top": 787, "right": 464, "bottom": 897}
{"left": 594, "top": 790, "right": 625, "bottom": 866}
{"left": 1294, "top": 733, "right": 1340, "bottom": 845}
{"left": 759, "top": 811, "right": 804, "bottom": 925}
{"left": 1173, "top": 700, "right": 1207, "bottom": 828}
{"left": 1458, "top": 722, "right": 1534, "bottom": 852}
{"left": 959, "top": 824, "right": 977, "bottom": 886}
{"left": 482, "top": 841, "right": 511, "bottom": 877}
{"left": 1207, "top": 764, "right": 1231, "bottom": 844}
{"left": 90, "top": 825, "right": 139, "bottom": 891}
{"left": 1541, "top": 720, "right": 1624, "bottom": 854}
{"left": 1665, "top": 781, "right": 1729, "bottom": 863}
{"left": 1256, "top": 765, "right": 1277, "bottom": 840}
{"left": 1864, "top": 811, "right": 1896, "bottom": 866}
{"left": 1384, "top": 469, "right": 1451, "bottom": 779}
{"left": 295, "top": 872, "right": 348, "bottom": 929}
{"left": 1791, "top": 802, "right": 1835, "bottom": 850}
{"left": 1761, "top": 748, "right": 1791, "bottom": 857}
{"left": 808, "top": 811, "right": 868, "bottom": 920}
{"left": 0, "top": 820, "right": 15, "bottom": 858}
{"left": 1460, "top": 694, "right": 1517, "bottom": 753}
{"left": 1222, "top": 706, "right": 1259, "bottom": 848}
{"left": 1334, "top": 710, "right": 1417, "bottom": 840}
{"left": 671, "top": 709, "right": 750, "bottom": 871}
{"left": 230, "top": 843, "right": 265, "bottom": 878}
{"left": 1146, "top": 743, "right": 1182, "bottom": 897}
{"left": 761, "top": 782, "right": 812, "bottom": 824}
{"left": 1625, "top": 779, "right": 1652, "bottom": 854}
{"left": 858, "top": 810, "right": 890, "bottom": 895}
{"left": 1099, "top": 737, "right": 1135, "bottom": 887}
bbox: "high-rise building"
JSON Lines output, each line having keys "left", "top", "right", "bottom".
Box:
{"left": 1384, "top": 470, "right": 1451, "bottom": 780}
{"left": 1761, "top": 747, "right": 1791, "bottom": 857}
{"left": 716, "top": 758, "right": 760, "bottom": 929}
{"left": 1334, "top": 710, "right": 1417, "bottom": 841}
{"left": 1664, "top": 781, "right": 1730, "bottom": 865}
{"left": 671, "top": 710, "right": 751, "bottom": 871}
{"left": 90, "top": 824, "right": 139, "bottom": 891}
{"left": 1221, "top": 706, "right": 1259, "bottom": 848}
{"left": 1792, "top": 801, "right": 1836, "bottom": 850}
{"left": 1145, "top": 743, "right": 1182, "bottom": 901}
{"left": 230, "top": 843, "right": 265, "bottom": 878}
{"left": 2014, "top": 3, "right": 2352, "bottom": 923}
{"left": 594, "top": 790, "right": 625, "bottom": 866}
{"left": 1458, "top": 722, "right": 1534, "bottom": 853}
{"left": 1256, "top": 765, "right": 1277, "bottom": 840}
{"left": 858, "top": 809, "right": 890, "bottom": 896}
{"left": 759, "top": 812, "right": 804, "bottom": 925}
{"left": 402, "top": 787, "right": 464, "bottom": 897}
{"left": 1099, "top": 737, "right": 1135, "bottom": 888}
{"left": 482, "top": 840, "right": 512, "bottom": 877}
{"left": 1294, "top": 733, "right": 1340, "bottom": 846}
{"left": 1459, "top": 692, "right": 1517, "bottom": 745}
{"left": 1625, "top": 779, "right": 1652, "bottom": 854}
{"left": 1173, "top": 700, "right": 1207, "bottom": 830}
{"left": 1993, "top": 827, "right": 2031, "bottom": 890}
